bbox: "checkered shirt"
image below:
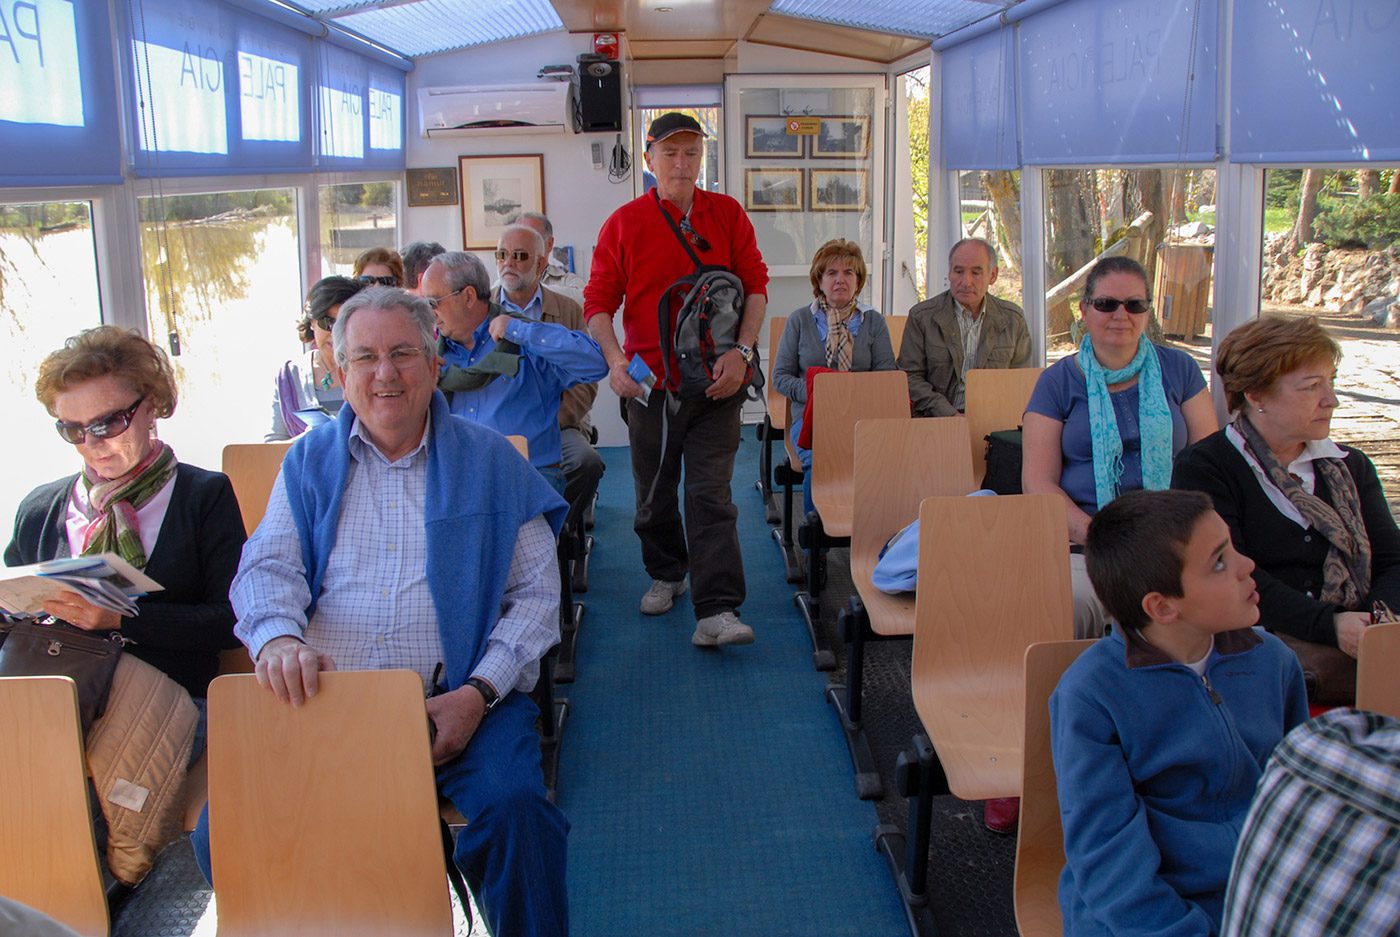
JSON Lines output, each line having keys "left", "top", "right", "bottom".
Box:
{"left": 234, "top": 418, "right": 559, "bottom": 695}
{"left": 1221, "top": 708, "right": 1400, "bottom": 937}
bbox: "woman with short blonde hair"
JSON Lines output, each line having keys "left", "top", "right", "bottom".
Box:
{"left": 1174, "top": 315, "right": 1399, "bottom": 661}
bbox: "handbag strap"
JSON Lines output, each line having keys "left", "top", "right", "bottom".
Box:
{"left": 652, "top": 189, "right": 703, "bottom": 273}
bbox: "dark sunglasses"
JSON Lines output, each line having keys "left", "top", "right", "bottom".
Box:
{"left": 1086, "top": 297, "right": 1152, "bottom": 314}
{"left": 357, "top": 274, "right": 398, "bottom": 286}
{"left": 55, "top": 397, "right": 145, "bottom": 445}
{"left": 494, "top": 249, "right": 532, "bottom": 262}
{"left": 312, "top": 313, "right": 337, "bottom": 331}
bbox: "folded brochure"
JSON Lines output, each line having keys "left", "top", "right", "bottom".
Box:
{"left": 0, "top": 553, "right": 163, "bottom": 619}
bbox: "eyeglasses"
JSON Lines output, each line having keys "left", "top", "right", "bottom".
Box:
{"left": 678, "top": 215, "right": 711, "bottom": 252}
{"left": 1085, "top": 297, "right": 1152, "bottom": 315}
{"left": 423, "top": 285, "right": 468, "bottom": 310}
{"left": 356, "top": 274, "right": 398, "bottom": 286}
{"left": 55, "top": 397, "right": 145, "bottom": 445}
{"left": 312, "top": 313, "right": 336, "bottom": 332}
{"left": 346, "top": 347, "right": 427, "bottom": 373}
{"left": 494, "top": 249, "right": 532, "bottom": 262}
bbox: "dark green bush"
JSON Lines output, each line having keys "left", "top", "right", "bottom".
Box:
{"left": 1315, "top": 193, "right": 1400, "bottom": 249}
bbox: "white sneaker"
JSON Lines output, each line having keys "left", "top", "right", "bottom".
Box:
{"left": 692, "top": 611, "right": 755, "bottom": 647}
{"left": 640, "top": 578, "right": 687, "bottom": 615}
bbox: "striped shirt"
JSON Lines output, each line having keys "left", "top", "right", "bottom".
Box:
{"left": 233, "top": 416, "right": 559, "bottom": 696}
{"left": 1221, "top": 708, "right": 1400, "bottom": 937}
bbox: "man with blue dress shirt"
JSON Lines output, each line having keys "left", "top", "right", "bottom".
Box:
{"left": 422, "top": 250, "right": 607, "bottom": 494}
{"left": 192, "top": 287, "right": 570, "bottom": 936}
{"left": 495, "top": 223, "right": 605, "bottom": 515}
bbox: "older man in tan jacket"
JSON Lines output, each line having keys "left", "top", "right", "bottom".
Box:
{"left": 899, "top": 237, "right": 1032, "bottom": 417}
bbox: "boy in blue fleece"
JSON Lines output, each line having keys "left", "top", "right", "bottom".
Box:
{"left": 1052, "top": 489, "right": 1309, "bottom": 936}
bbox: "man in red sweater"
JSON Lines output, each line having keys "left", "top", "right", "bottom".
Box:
{"left": 584, "top": 113, "right": 769, "bottom": 648}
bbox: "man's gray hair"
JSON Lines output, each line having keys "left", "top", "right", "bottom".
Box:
{"left": 332, "top": 286, "right": 437, "bottom": 368}
{"left": 949, "top": 237, "right": 998, "bottom": 269}
{"left": 400, "top": 240, "right": 446, "bottom": 289}
{"left": 431, "top": 251, "right": 492, "bottom": 301}
{"left": 499, "top": 224, "right": 547, "bottom": 257}
{"left": 507, "top": 211, "right": 553, "bottom": 239}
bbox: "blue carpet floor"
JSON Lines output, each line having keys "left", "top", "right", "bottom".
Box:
{"left": 559, "top": 436, "right": 909, "bottom": 936}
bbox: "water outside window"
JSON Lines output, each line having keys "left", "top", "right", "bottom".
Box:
{"left": 139, "top": 189, "right": 305, "bottom": 471}
{"left": 319, "top": 181, "right": 399, "bottom": 279}
{"left": 0, "top": 200, "right": 104, "bottom": 527}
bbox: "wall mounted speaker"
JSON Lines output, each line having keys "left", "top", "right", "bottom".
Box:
{"left": 577, "top": 58, "right": 621, "bottom": 133}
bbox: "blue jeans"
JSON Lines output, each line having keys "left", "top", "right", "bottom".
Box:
{"left": 790, "top": 418, "right": 815, "bottom": 518}
{"left": 191, "top": 692, "right": 568, "bottom": 937}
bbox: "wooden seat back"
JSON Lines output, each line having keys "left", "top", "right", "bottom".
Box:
{"left": 850, "top": 417, "right": 976, "bottom": 637}
{"left": 222, "top": 441, "right": 293, "bottom": 536}
{"left": 964, "top": 367, "right": 1043, "bottom": 487}
{"left": 505, "top": 434, "right": 529, "bottom": 459}
{"left": 1014, "top": 639, "right": 1094, "bottom": 937}
{"left": 1357, "top": 621, "right": 1400, "bottom": 718}
{"left": 884, "top": 315, "right": 907, "bottom": 357}
{"left": 910, "top": 493, "right": 1073, "bottom": 799}
{"left": 767, "top": 316, "right": 789, "bottom": 431}
{"left": 0, "top": 676, "right": 108, "bottom": 937}
{"left": 810, "top": 370, "right": 910, "bottom": 537}
{"left": 207, "top": 671, "right": 451, "bottom": 936}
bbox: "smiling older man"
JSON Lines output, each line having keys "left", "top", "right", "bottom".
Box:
{"left": 191, "top": 287, "right": 570, "bottom": 937}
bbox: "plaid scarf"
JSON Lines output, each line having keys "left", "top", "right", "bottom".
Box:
{"left": 1233, "top": 413, "right": 1372, "bottom": 608}
{"left": 79, "top": 442, "right": 178, "bottom": 570}
{"left": 819, "top": 297, "right": 857, "bottom": 371}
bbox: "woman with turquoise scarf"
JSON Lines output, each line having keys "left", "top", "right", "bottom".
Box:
{"left": 1023, "top": 256, "right": 1216, "bottom": 637}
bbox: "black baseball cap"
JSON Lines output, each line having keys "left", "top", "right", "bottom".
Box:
{"left": 646, "top": 112, "right": 706, "bottom": 146}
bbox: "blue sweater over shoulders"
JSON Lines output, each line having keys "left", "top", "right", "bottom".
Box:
{"left": 280, "top": 391, "right": 567, "bottom": 689}
{"left": 1050, "top": 625, "right": 1308, "bottom": 937}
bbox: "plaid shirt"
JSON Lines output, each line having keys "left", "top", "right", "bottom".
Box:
{"left": 1221, "top": 708, "right": 1400, "bottom": 936}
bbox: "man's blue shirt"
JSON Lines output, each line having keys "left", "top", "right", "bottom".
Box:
{"left": 438, "top": 310, "right": 607, "bottom": 468}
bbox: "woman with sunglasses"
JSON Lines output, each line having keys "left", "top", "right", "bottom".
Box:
{"left": 351, "top": 245, "right": 404, "bottom": 287}
{"left": 6, "top": 326, "right": 245, "bottom": 704}
{"left": 1023, "top": 255, "right": 1217, "bottom": 637}
{"left": 266, "top": 275, "right": 365, "bottom": 440}
{"left": 1174, "top": 315, "right": 1399, "bottom": 663}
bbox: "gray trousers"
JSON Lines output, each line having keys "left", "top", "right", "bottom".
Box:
{"left": 626, "top": 392, "right": 745, "bottom": 620}
{"left": 560, "top": 425, "right": 604, "bottom": 517}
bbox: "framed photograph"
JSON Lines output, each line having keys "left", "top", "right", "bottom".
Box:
{"left": 745, "top": 115, "right": 804, "bottom": 158}
{"left": 812, "top": 116, "right": 871, "bottom": 159}
{"left": 810, "top": 168, "right": 868, "bottom": 211}
{"left": 744, "top": 168, "right": 803, "bottom": 212}
{"left": 458, "top": 154, "right": 544, "bottom": 250}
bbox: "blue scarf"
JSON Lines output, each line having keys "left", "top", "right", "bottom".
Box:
{"left": 1077, "top": 334, "right": 1173, "bottom": 509}
{"left": 279, "top": 391, "right": 567, "bottom": 688}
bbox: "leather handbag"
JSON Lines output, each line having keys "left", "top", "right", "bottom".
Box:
{"left": 0, "top": 619, "right": 124, "bottom": 733}
{"left": 1273, "top": 631, "right": 1355, "bottom": 707}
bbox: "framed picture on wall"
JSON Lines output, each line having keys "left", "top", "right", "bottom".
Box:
{"left": 810, "top": 168, "right": 868, "bottom": 211}
{"left": 812, "top": 116, "right": 870, "bottom": 158}
{"left": 458, "top": 154, "right": 544, "bottom": 250}
{"left": 744, "top": 168, "right": 803, "bottom": 212}
{"left": 745, "top": 116, "right": 804, "bottom": 158}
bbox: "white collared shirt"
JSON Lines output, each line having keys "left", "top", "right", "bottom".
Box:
{"left": 954, "top": 299, "right": 985, "bottom": 369}
{"left": 1225, "top": 423, "right": 1348, "bottom": 528}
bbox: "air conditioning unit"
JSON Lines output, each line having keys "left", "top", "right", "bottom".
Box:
{"left": 418, "top": 83, "right": 574, "bottom": 137}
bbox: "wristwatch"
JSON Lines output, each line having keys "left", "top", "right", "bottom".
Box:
{"left": 465, "top": 676, "right": 500, "bottom": 714}
{"left": 733, "top": 343, "right": 757, "bottom": 366}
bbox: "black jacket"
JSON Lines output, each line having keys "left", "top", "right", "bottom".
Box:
{"left": 1173, "top": 431, "right": 1400, "bottom": 646}
{"left": 5, "top": 463, "right": 246, "bottom": 697}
